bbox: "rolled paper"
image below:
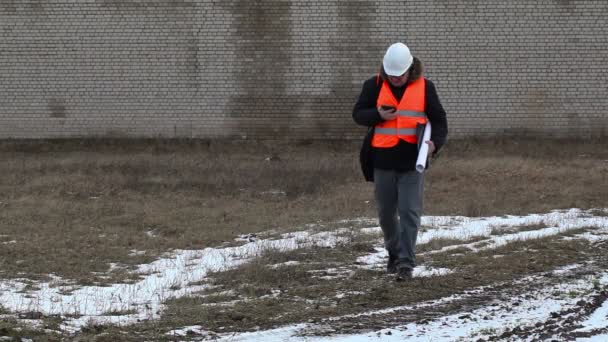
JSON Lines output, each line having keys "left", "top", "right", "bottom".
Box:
{"left": 415, "top": 122, "right": 432, "bottom": 173}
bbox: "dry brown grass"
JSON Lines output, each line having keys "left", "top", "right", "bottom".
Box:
{"left": 0, "top": 318, "right": 62, "bottom": 341}
{"left": 427, "top": 137, "right": 608, "bottom": 217}
{"left": 0, "top": 137, "right": 606, "bottom": 286}
{"left": 0, "top": 140, "right": 369, "bottom": 284}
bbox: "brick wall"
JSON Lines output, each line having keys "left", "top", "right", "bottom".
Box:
{"left": 1, "top": 0, "right": 606, "bottom": 139}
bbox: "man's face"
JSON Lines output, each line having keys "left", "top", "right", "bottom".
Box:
{"left": 387, "top": 70, "right": 409, "bottom": 87}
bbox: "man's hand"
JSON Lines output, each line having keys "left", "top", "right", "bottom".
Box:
{"left": 377, "top": 106, "right": 397, "bottom": 120}
{"left": 425, "top": 140, "right": 436, "bottom": 155}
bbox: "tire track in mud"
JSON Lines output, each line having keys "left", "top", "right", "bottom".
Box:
{"left": 298, "top": 254, "right": 608, "bottom": 340}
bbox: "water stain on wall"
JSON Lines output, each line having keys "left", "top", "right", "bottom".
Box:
{"left": 221, "top": 0, "right": 292, "bottom": 136}
{"left": 329, "top": 1, "right": 381, "bottom": 98}
{"left": 301, "top": 1, "right": 381, "bottom": 138}
{"left": 224, "top": 1, "right": 381, "bottom": 138}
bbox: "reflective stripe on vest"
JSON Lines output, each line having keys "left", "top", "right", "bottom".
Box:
{"left": 372, "top": 77, "right": 427, "bottom": 147}
{"left": 374, "top": 127, "right": 417, "bottom": 135}
{"left": 397, "top": 110, "right": 426, "bottom": 118}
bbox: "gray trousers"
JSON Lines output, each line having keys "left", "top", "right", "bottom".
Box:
{"left": 374, "top": 168, "right": 424, "bottom": 270}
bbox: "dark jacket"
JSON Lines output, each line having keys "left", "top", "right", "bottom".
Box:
{"left": 353, "top": 57, "right": 448, "bottom": 181}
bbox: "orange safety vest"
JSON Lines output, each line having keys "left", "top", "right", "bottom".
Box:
{"left": 372, "top": 77, "right": 427, "bottom": 147}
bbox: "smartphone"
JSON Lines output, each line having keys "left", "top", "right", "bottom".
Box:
{"left": 381, "top": 105, "right": 396, "bottom": 111}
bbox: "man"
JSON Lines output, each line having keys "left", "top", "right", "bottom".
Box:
{"left": 352, "top": 42, "right": 448, "bottom": 281}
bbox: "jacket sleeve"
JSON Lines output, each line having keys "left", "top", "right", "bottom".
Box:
{"left": 352, "top": 78, "right": 383, "bottom": 127}
{"left": 425, "top": 80, "right": 448, "bottom": 153}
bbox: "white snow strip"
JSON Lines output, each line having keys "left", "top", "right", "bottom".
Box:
{"left": 324, "top": 291, "right": 475, "bottom": 323}
{"left": 335, "top": 291, "right": 365, "bottom": 299}
{"left": 268, "top": 261, "right": 301, "bottom": 269}
{"left": 553, "top": 264, "right": 585, "bottom": 275}
{"left": 0, "top": 230, "right": 347, "bottom": 332}
{"left": 565, "top": 231, "right": 608, "bottom": 243}
{"left": 355, "top": 248, "right": 453, "bottom": 278}
{"left": 308, "top": 267, "right": 354, "bottom": 280}
{"left": 414, "top": 265, "right": 452, "bottom": 277}
{"left": 260, "top": 190, "right": 286, "bottom": 196}
{"left": 210, "top": 324, "right": 309, "bottom": 342}
{"left": 128, "top": 249, "right": 146, "bottom": 257}
{"left": 355, "top": 247, "right": 385, "bottom": 267}
{"left": 359, "top": 227, "right": 382, "bottom": 235}
{"left": 576, "top": 299, "right": 608, "bottom": 332}
{"left": 332, "top": 218, "right": 379, "bottom": 229}
{"left": 359, "top": 208, "right": 608, "bottom": 259}
{"left": 418, "top": 208, "right": 608, "bottom": 246}
{"left": 577, "top": 334, "right": 608, "bottom": 342}
{"left": 166, "top": 325, "right": 213, "bottom": 338}
{"left": 355, "top": 247, "right": 455, "bottom": 277}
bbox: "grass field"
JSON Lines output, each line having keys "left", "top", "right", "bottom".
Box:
{"left": 0, "top": 137, "right": 606, "bottom": 340}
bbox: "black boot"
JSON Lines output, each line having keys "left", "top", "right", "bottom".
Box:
{"left": 387, "top": 254, "right": 398, "bottom": 274}
{"left": 396, "top": 267, "right": 413, "bottom": 281}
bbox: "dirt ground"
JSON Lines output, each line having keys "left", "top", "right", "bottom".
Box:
{"left": 0, "top": 137, "right": 606, "bottom": 340}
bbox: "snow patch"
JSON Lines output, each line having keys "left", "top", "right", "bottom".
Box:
{"left": 576, "top": 299, "right": 608, "bottom": 333}
{"left": 268, "top": 261, "right": 301, "bottom": 269}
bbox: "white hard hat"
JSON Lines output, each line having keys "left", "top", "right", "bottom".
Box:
{"left": 383, "top": 43, "right": 413, "bottom": 76}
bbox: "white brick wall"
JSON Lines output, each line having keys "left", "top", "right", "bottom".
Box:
{"left": 0, "top": 0, "right": 606, "bottom": 139}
